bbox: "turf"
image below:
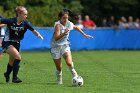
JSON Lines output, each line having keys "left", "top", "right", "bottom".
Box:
{"left": 0, "top": 51, "right": 140, "bottom": 93}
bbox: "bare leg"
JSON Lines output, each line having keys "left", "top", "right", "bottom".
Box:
{"left": 0, "top": 53, "right": 2, "bottom": 59}
{"left": 6, "top": 45, "right": 21, "bottom": 62}
{"left": 4, "top": 45, "right": 22, "bottom": 83}
{"left": 0, "top": 38, "right": 3, "bottom": 59}
{"left": 63, "top": 52, "right": 78, "bottom": 77}
{"left": 53, "top": 58, "right": 63, "bottom": 84}
{"left": 53, "top": 58, "right": 62, "bottom": 71}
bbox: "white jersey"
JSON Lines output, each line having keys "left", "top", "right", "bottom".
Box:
{"left": 51, "top": 20, "right": 74, "bottom": 47}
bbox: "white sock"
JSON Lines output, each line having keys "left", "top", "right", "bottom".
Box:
{"left": 56, "top": 70, "right": 63, "bottom": 84}
{"left": 68, "top": 62, "right": 78, "bottom": 77}
{"left": 56, "top": 70, "right": 62, "bottom": 75}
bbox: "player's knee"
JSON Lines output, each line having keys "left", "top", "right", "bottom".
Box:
{"left": 15, "top": 54, "right": 21, "bottom": 60}
{"left": 63, "top": 54, "right": 70, "bottom": 60}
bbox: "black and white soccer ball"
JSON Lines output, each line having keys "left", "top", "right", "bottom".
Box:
{"left": 72, "top": 76, "right": 83, "bottom": 87}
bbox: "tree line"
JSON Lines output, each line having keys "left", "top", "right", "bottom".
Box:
{"left": 0, "top": 0, "right": 140, "bottom": 27}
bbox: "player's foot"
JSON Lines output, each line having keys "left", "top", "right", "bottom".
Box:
{"left": 56, "top": 74, "right": 63, "bottom": 84}
{"left": 72, "top": 69, "right": 78, "bottom": 78}
{"left": 12, "top": 77, "right": 22, "bottom": 83}
{"left": 4, "top": 72, "right": 10, "bottom": 83}
{"left": 56, "top": 71, "right": 63, "bottom": 84}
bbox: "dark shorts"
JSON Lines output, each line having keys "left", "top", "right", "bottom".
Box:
{"left": 2, "top": 41, "right": 20, "bottom": 52}
{"left": 0, "top": 47, "right": 3, "bottom": 53}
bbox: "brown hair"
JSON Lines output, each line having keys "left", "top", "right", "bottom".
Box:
{"left": 58, "top": 9, "right": 79, "bottom": 20}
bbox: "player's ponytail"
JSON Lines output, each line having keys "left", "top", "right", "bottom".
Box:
{"left": 58, "top": 9, "right": 79, "bottom": 20}
{"left": 64, "top": 9, "right": 79, "bottom": 20}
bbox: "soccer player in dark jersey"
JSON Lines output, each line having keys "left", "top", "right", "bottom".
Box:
{"left": 0, "top": 16, "right": 6, "bottom": 58}
{"left": 0, "top": 6, "right": 44, "bottom": 83}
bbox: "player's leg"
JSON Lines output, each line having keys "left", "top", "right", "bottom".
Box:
{"left": 5, "top": 45, "right": 22, "bottom": 83}
{"left": 0, "top": 51, "right": 2, "bottom": 59}
{"left": 53, "top": 58, "right": 63, "bottom": 84}
{"left": 0, "top": 38, "right": 3, "bottom": 59}
{"left": 0, "top": 46, "right": 2, "bottom": 59}
{"left": 63, "top": 52, "right": 78, "bottom": 77}
{"left": 62, "top": 46, "right": 78, "bottom": 77}
{"left": 4, "top": 55, "right": 14, "bottom": 82}
{"left": 53, "top": 58, "right": 62, "bottom": 71}
{"left": 51, "top": 47, "right": 63, "bottom": 84}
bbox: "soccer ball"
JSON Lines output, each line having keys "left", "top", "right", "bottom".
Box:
{"left": 72, "top": 76, "right": 83, "bottom": 87}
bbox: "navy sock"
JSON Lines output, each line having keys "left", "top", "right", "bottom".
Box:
{"left": 13, "top": 59, "right": 21, "bottom": 79}
{"left": 5, "top": 63, "right": 13, "bottom": 76}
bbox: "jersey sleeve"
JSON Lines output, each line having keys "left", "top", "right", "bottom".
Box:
{"left": 0, "top": 16, "right": 4, "bottom": 19}
{"left": 0, "top": 18, "right": 11, "bottom": 24}
{"left": 26, "top": 21, "right": 34, "bottom": 31}
{"left": 66, "top": 21, "right": 74, "bottom": 30}
{"left": 54, "top": 21, "right": 60, "bottom": 27}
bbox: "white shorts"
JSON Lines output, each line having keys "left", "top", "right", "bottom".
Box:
{"left": 51, "top": 45, "right": 71, "bottom": 59}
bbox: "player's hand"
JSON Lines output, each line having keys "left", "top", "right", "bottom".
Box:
{"left": 38, "top": 35, "right": 44, "bottom": 40}
{"left": 40, "top": 36, "right": 44, "bottom": 40}
{"left": 84, "top": 34, "right": 94, "bottom": 39}
{"left": 64, "top": 28, "right": 70, "bottom": 35}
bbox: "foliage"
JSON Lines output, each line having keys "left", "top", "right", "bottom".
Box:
{"left": 0, "top": 0, "right": 83, "bottom": 26}
{"left": 0, "top": 0, "right": 140, "bottom": 26}
{"left": 80, "top": 0, "right": 140, "bottom": 25}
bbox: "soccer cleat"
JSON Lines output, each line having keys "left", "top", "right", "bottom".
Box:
{"left": 56, "top": 74, "right": 63, "bottom": 84}
{"left": 72, "top": 69, "right": 78, "bottom": 78}
{"left": 4, "top": 73, "right": 10, "bottom": 83}
{"left": 56, "top": 71, "right": 63, "bottom": 84}
{"left": 12, "top": 77, "right": 22, "bottom": 83}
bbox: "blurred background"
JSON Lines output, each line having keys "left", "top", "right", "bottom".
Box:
{"left": 1, "top": 0, "right": 140, "bottom": 27}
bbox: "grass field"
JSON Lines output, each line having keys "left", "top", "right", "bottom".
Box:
{"left": 0, "top": 50, "right": 140, "bottom": 93}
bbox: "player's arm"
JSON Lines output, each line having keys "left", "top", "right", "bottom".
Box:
{"left": 32, "top": 30, "right": 44, "bottom": 40}
{"left": 54, "top": 24, "right": 69, "bottom": 41}
{"left": 0, "top": 18, "right": 10, "bottom": 25}
{"left": 0, "top": 24, "right": 6, "bottom": 27}
{"left": 73, "top": 25, "right": 93, "bottom": 39}
{"left": 26, "top": 21, "right": 43, "bottom": 40}
{"left": 0, "top": 18, "right": 5, "bottom": 27}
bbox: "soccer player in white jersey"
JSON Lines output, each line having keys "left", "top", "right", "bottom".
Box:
{"left": 50, "top": 9, "right": 93, "bottom": 84}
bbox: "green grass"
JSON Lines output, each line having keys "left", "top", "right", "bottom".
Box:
{"left": 0, "top": 50, "right": 140, "bottom": 93}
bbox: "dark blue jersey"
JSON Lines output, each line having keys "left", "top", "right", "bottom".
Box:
{"left": 0, "top": 17, "right": 34, "bottom": 41}
{"left": 0, "top": 16, "right": 4, "bottom": 30}
{"left": 0, "top": 16, "right": 4, "bottom": 38}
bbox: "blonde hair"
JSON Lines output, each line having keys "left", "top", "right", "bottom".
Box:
{"left": 15, "top": 6, "right": 27, "bottom": 17}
